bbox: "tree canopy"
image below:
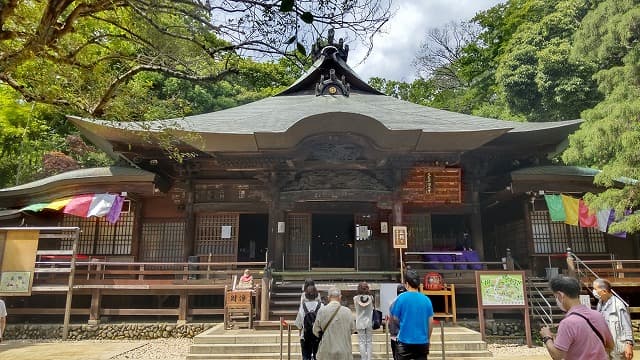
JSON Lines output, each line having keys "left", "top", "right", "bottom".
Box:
{"left": 562, "top": 0, "right": 640, "bottom": 233}
{"left": 369, "top": 0, "right": 640, "bottom": 233}
{"left": 0, "top": 0, "right": 391, "bottom": 117}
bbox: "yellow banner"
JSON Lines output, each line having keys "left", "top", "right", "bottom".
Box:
{"left": 0, "top": 229, "right": 40, "bottom": 296}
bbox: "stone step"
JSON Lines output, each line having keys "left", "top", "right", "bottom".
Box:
{"left": 271, "top": 291, "right": 302, "bottom": 297}
{"left": 194, "top": 329, "right": 483, "bottom": 344}
{"left": 187, "top": 350, "right": 494, "bottom": 360}
{"left": 270, "top": 300, "right": 301, "bottom": 306}
{"left": 189, "top": 325, "right": 492, "bottom": 359}
{"left": 189, "top": 340, "right": 487, "bottom": 354}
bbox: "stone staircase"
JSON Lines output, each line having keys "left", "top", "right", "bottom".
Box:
{"left": 188, "top": 323, "right": 493, "bottom": 359}
{"left": 527, "top": 276, "right": 564, "bottom": 324}
{"left": 269, "top": 281, "right": 303, "bottom": 321}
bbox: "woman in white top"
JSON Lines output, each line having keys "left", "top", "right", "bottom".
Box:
{"left": 353, "top": 281, "right": 374, "bottom": 360}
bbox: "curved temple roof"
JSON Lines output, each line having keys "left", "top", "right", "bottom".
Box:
{"left": 67, "top": 46, "right": 583, "bottom": 155}
{"left": 0, "top": 167, "right": 158, "bottom": 208}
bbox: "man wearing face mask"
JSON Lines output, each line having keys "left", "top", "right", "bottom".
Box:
{"left": 593, "top": 278, "right": 634, "bottom": 360}
{"left": 540, "top": 275, "right": 614, "bottom": 360}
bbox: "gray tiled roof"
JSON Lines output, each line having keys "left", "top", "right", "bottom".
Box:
{"left": 72, "top": 93, "right": 530, "bottom": 134}
{"left": 511, "top": 165, "right": 637, "bottom": 185}
{"left": 0, "top": 167, "right": 156, "bottom": 193}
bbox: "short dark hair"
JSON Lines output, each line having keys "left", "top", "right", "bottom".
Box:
{"left": 305, "top": 285, "right": 319, "bottom": 301}
{"left": 549, "top": 275, "right": 581, "bottom": 298}
{"left": 405, "top": 270, "right": 420, "bottom": 289}
{"left": 303, "top": 278, "right": 315, "bottom": 291}
{"left": 357, "top": 281, "right": 370, "bottom": 295}
{"left": 396, "top": 284, "right": 407, "bottom": 295}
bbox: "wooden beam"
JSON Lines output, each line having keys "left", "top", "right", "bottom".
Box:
{"left": 101, "top": 308, "right": 179, "bottom": 316}
{"left": 89, "top": 289, "right": 101, "bottom": 322}
{"left": 178, "top": 292, "right": 188, "bottom": 321}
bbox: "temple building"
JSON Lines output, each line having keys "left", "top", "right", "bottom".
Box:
{"left": 0, "top": 34, "right": 637, "bottom": 322}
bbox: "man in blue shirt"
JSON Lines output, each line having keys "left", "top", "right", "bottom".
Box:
{"left": 390, "top": 270, "right": 434, "bottom": 359}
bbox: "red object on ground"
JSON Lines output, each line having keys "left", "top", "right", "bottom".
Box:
{"left": 424, "top": 272, "right": 445, "bottom": 290}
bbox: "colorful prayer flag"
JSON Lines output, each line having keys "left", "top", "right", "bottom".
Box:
{"left": 20, "top": 203, "right": 48, "bottom": 212}
{"left": 87, "top": 194, "right": 116, "bottom": 217}
{"left": 596, "top": 209, "right": 613, "bottom": 233}
{"left": 62, "top": 194, "right": 95, "bottom": 217}
{"left": 44, "top": 197, "right": 72, "bottom": 210}
{"left": 105, "top": 195, "right": 124, "bottom": 224}
{"left": 544, "top": 195, "right": 566, "bottom": 221}
{"left": 578, "top": 200, "right": 598, "bottom": 228}
{"left": 561, "top": 195, "right": 579, "bottom": 226}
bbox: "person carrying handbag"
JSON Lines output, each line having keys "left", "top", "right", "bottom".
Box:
{"left": 313, "top": 287, "right": 356, "bottom": 360}
{"left": 354, "top": 281, "right": 374, "bottom": 360}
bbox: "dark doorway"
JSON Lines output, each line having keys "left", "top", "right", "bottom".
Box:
{"left": 238, "top": 214, "right": 268, "bottom": 262}
{"left": 431, "top": 215, "right": 468, "bottom": 250}
{"left": 312, "top": 214, "right": 355, "bottom": 268}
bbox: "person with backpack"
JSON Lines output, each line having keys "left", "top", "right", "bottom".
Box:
{"left": 295, "top": 284, "right": 323, "bottom": 360}
{"left": 354, "top": 281, "right": 374, "bottom": 360}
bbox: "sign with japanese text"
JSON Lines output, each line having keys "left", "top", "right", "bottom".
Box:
{"left": 226, "top": 290, "right": 252, "bottom": 306}
{"left": 402, "top": 166, "right": 462, "bottom": 204}
{"left": 392, "top": 226, "right": 408, "bottom": 249}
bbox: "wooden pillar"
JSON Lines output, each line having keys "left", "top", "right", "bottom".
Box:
{"left": 88, "top": 289, "right": 101, "bottom": 325}
{"left": 178, "top": 292, "right": 188, "bottom": 324}
{"left": 267, "top": 172, "right": 286, "bottom": 270}
{"left": 470, "top": 185, "right": 485, "bottom": 258}
{"left": 131, "top": 199, "right": 143, "bottom": 260}
{"left": 184, "top": 180, "right": 196, "bottom": 259}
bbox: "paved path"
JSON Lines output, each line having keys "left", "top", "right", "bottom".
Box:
{"left": 0, "top": 340, "right": 144, "bottom": 360}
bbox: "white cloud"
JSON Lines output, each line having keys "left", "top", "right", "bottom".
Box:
{"left": 348, "top": 0, "right": 505, "bottom": 82}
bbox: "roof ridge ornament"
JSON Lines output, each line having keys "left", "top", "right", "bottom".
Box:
{"left": 315, "top": 68, "right": 350, "bottom": 97}
{"left": 311, "top": 29, "right": 349, "bottom": 62}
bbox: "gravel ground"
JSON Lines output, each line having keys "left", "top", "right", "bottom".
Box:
{"left": 104, "top": 338, "right": 548, "bottom": 359}
{"left": 109, "top": 338, "right": 194, "bottom": 360}
{"left": 487, "top": 343, "right": 548, "bottom": 358}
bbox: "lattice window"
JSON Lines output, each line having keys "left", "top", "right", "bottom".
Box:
{"left": 531, "top": 210, "right": 606, "bottom": 254}
{"left": 60, "top": 202, "right": 135, "bottom": 255}
{"left": 195, "top": 213, "right": 238, "bottom": 261}
{"left": 286, "top": 213, "right": 311, "bottom": 269}
{"left": 140, "top": 220, "right": 185, "bottom": 262}
{"left": 405, "top": 214, "right": 432, "bottom": 251}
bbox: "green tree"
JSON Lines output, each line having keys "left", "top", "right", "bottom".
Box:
{"left": 562, "top": 0, "right": 640, "bottom": 233}
{"left": 495, "top": 0, "right": 602, "bottom": 121}
{"left": 0, "top": 0, "right": 390, "bottom": 117}
{"left": 0, "top": 85, "right": 111, "bottom": 187}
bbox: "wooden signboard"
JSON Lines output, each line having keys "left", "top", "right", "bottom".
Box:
{"left": 0, "top": 229, "right": 39, "bottom": 296}
{"left": 224, "top": 288, "right": 253, "bottom": 329}
{"left": 401, "top": 166, "right": 462, "bottom": 204}
{"left": 475, "top": 271, "right": 532, "bottom": 346}
{"left": 392, "top": 226, "right": 408, "bottom": 249}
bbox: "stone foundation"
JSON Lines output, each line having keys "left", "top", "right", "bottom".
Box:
{"left": 4, "top": 323, "right": 214, "bottom": 340}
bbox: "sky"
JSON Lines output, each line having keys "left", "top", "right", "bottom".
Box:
{"left": 349, "top": 0, "right": 505, "bottom": 82}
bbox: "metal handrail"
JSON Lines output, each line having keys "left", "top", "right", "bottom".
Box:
{"left": 528, "top": 277, "right": 555, "bottom": 327}
{"left": 567, "top": 248, "right": 629, "bottom": 307}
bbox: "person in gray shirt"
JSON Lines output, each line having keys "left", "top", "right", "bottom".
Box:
{"left": 313, "top": 287, "right": 355, "bottom": 360}
{"left": 593, "top": 278, "right": 634, "bottom": 360}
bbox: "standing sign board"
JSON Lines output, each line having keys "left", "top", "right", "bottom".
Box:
{"left": 475, "top": 271, "right": 532, "bottom": 347}
{"left": 392, "top": 226, "right": 407, "bottom": 249}
{"left": 224, "top": 287, "right": 253, "bottom": 329}
{"left": 392, "top": 226, "right": 408, "bottom": 283}
{"left": 0, "top": 229, "right": 40, "bottom": 296}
